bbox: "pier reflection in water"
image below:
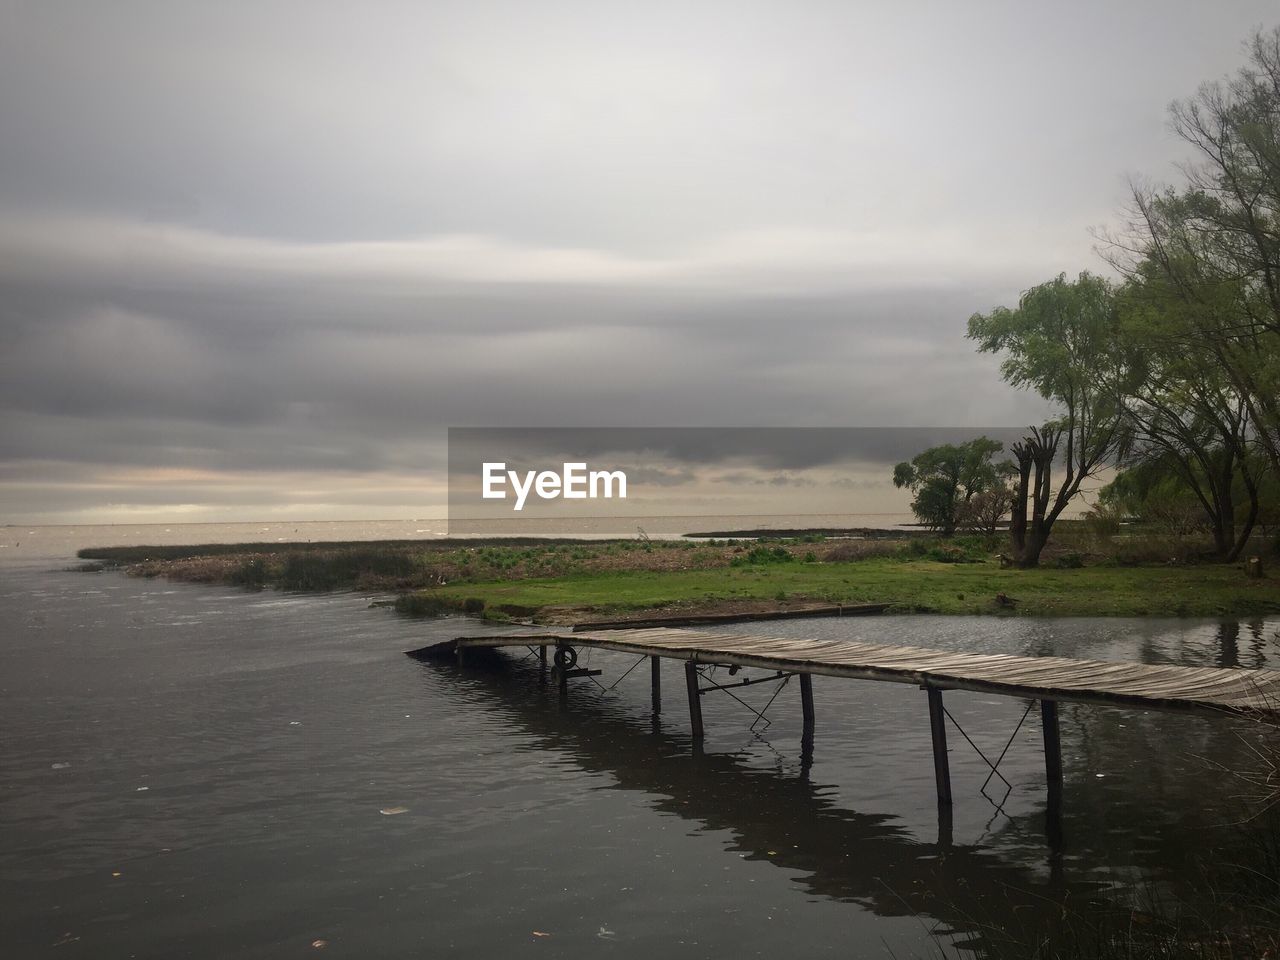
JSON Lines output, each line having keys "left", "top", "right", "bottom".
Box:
{"left": 419, "top": 618, "right": 1277, "bottom": 953}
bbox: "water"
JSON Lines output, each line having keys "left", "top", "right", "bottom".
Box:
{"left": 0, "top": 514, "right": 919, "bottom": 565}
{"left": 1, "top": 529, "right": 1278, "bottom": 957}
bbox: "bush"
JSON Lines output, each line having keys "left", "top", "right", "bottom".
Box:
{"left": 229, "top": 557, "right": 268, "bottom": 588}
{"left": 394, "top": 593, "right": 454, "bottom": 617}
{"left": 730, "top": 545, "right": 794, "bottom": 567}
{"left": 897, "top": 538, "right": 987, "bottom": 563}
{"left": 279, "top": 553, "right": 340, "bottom": 591}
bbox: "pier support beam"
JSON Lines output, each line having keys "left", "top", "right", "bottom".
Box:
{"left": 799, "top": 673, "right": 815, "bottom": 756}
{"left": 926, "top": 686, "right": 952, "bottom": 806}
{"left": 684, "top": 661, "right": 704, "bottom": 740}
{"left": 539, "top": 645, "right": 547, "bottom": 685}
{"left": 651, "top": 656, "right": 662, "bottom": 714}
{"left": 555, "top": 644, "right": 569, "bottom": 697}
{"left": 1039, "top": 701, "right": 1059, "bottom": 849}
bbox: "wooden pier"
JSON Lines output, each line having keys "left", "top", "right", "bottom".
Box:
{"left": 412, "top": 626, "right": 1280, "bottom": 824}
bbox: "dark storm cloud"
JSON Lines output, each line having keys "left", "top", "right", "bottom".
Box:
{"left": 0, "top": 219, "right": 1047, "bottom": 483}
{"left": 448, "top": 428, "right": 1031, "bottom": 478}
{"left": 1, "top": 0, "right": 1276, "bottom": 520}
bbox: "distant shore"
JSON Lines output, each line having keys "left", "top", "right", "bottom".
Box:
{"left": 77, "top": 534, "right": 1280, "bottom": 623}
{"left": 682, "top": 526, "right": 927, "bottom": 539}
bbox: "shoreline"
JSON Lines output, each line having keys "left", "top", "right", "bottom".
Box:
{"left": 76, "top": 536, "right": 1280, "bottom": 623}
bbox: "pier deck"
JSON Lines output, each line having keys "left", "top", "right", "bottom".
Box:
{"left": 442, "top": 627, "right": 1280, "bottom": 716}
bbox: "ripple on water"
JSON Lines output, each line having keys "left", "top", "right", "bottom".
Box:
{"left": 2, "top": 572, "right": 1277, "bottom": 958}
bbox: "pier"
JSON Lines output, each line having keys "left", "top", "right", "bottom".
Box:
{"left": 410, "top": 626, "right": 1280, "bottom": 826}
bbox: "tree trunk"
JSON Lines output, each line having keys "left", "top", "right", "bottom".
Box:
{"left": 1226, "top": 465, "right": 1261, "bottom": 563}
{"left": 1019, "top": 522, "right": 1051, "bottom": 568}
{"left": 1016, "top": 433, "right": 1058, "bottom": 568}
{"left": 1009, "top": 448, "right": 1032, "bottom": 561}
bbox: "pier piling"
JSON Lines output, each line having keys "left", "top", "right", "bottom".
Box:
{"left": 685, "top": 662, "right": 704, "bottom": 739}
{"left": 927, "top": 686, "right": 952, "bottom": 806}
{"left": 1042, "top": 700, "right": 1063, "bottom": 812}
{"left": 800, "top": 673, "right": 815, "bottom": 753}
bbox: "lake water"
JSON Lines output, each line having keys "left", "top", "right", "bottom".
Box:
{"left": 2, "top": 528, "right": 1278, "bottom": 956}
{"left": 0, "top": 514, "right": 919, "bottom": 563}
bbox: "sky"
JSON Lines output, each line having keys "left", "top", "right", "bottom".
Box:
{"left": 1, "top": 0, "right": 1276, "bottom": 524}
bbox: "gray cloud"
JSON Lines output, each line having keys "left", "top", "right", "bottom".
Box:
{"left": 0, "top": 0, "right": 1274, "bottom": 521}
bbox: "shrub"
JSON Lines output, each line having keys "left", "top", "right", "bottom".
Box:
{"left": 229, "top": 557, "right": 268, "bottom": 589}
{"left": 730, "top": 545, "right": 794, "bottom": 567}
{"left": 394, "top": 593, "right": 454, "bottom": 617}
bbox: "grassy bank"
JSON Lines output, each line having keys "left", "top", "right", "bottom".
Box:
{"left": 79, "top": 535, "right": 1280, "bottom": 622}
{"left": 423, "top": 557, "right": 1278, "bottom": 621}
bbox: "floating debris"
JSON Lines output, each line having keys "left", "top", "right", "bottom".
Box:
{"left": 380, "top": 806, "right": 409, "bottom": 816}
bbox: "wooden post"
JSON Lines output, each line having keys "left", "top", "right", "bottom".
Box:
{"left": 1042, "top": 699, "right": 1063, "bottom": 812}
{"left": 936, "top": 802, "right": 954, "bottom": 851}
{"left": 556, "top": 644, "right": 568, "bottom": 697}
{"left": 799, "top": 673, "right": 815, "bottom": 752}
{"left": 927, "top": 686, "right": 952, "bottom": 805}
{"left": 539, "top": 645, "right": 547, "bottom": 685}
{"left": 684, "top": 661, "right": 704, "bottom": 739}
{"left": 651, "top": 656, "right": 662, "bottom": 714}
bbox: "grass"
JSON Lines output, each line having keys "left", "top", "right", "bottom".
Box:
{"left": 423, "top": 556, "right": 1280, "bottom": 620}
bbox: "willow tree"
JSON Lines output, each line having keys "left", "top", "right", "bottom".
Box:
{"left": 1111, "top": 270, "right": 1264, "bottom": 560}
{"left": 968, "top": 272, "right": 1127, "bottom": 566}
{"left": 892, "top": 437, "right": 1009, "bottom": 536}
{"left": 1103, "top": 27, "right": 1280, "bottom": 476}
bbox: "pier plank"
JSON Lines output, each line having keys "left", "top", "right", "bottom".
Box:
{"left": 440, "top": 627, "right": 1280, "bottom": 716}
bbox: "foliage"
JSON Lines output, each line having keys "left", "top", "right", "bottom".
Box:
{"left": 730, "top": 545, "right": 794, "bottom": 566}
{"left": 969, "top": 273, "right": 1128, "bottom": 566}
{"left": 1099, "top": 26, "right": 1280, "bottom": 503}
{"left": 892, "top": 437, "right": 1010, "bottom": 536}
{"left": 954, "top": 486, "right": 1012, "bottom": 535}
{"left": 1101, "top": 457, "right": 1213, "bottom": 536}
{"left": 229, "top": 556, "right": 268, "bottom": 588}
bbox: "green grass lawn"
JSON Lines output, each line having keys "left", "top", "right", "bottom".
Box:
{"left": 431, "top": 557, "right": 1280, "bottom": 619}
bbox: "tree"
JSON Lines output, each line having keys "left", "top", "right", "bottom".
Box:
{"left": 968, "top": 272, "right": 1127, "bottom": 566}
{"left": 892, "top": 437, "right": 1009, "bottom": 536}
{"left": 1108, "top": 274, "right": 1264, "bottom": 559}
{"left": 955, "top": 486, "right": 1013, "bottom": 536}
{"left": 1100, "top": 448, "right": 1259, "bottom": 545}
{"left": 1099, "top": 28, "right": 1280, "bottom": 479}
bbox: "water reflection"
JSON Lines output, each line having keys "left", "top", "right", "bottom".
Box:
{"left": 1214, "top": 619, "right": 1272, "bottom": 669}
{"left": 417, "top": 654, "right": 1127, "bottom": 950}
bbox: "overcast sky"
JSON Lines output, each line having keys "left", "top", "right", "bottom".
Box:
{"left": 1, "top": 0, "right": 1275, "bottom": 524}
